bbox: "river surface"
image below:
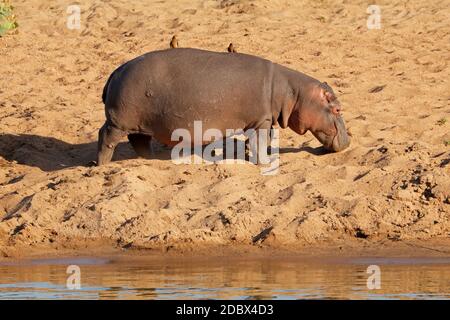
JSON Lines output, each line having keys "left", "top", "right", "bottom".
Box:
{"left": 0, "top": 256, "right": 449, "bottom": 299}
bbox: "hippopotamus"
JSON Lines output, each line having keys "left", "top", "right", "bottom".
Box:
{"left": 97, "top": 48, "right": 350, "bottom": 165}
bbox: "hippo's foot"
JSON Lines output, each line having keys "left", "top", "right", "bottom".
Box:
{"left": 128, "top": 134, "right": 152, "bottom": 159}
{"left": 97, "top": 122, "right": 126, "bottom": 166}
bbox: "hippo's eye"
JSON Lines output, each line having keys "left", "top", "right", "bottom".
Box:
{"left": 330, "top": 104, "right": 341, "bottom": 115}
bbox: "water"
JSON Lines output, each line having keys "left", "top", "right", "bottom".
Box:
{"left": 0, "top": 256, "right": 449, "bottom": 299}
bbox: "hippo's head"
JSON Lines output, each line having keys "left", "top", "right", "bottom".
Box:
{"left": 287, "top": 82, "right": 350, "bottom": 152}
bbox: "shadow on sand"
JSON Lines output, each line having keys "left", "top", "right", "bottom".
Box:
{"left": 279, "top": 145, "right": 330, "bottom": 156}
{"left": 0, "top": 134, "right": 330, "bottom": 172}
{"left": 0, "top": 134, "right": 137, "bottom": 171}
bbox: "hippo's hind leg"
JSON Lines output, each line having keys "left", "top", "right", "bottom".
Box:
{"left": 128, "top": 134, "right": 152, "bottom": 159}
{"left": 97, "top": 122, "right": 126, "bottom": 165}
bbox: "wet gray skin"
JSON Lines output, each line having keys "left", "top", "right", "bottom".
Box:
{"left": 98, "top": 48, "right": 351, "bottom": 165}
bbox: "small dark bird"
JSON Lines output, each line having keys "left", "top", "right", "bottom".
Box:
{"left": 170, "top": 35, "right": 178, "bottom": 48}
{"left": 227, "top": 43, "right": 237, "bottom": 53}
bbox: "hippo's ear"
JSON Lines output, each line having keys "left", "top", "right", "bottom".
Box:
{"left": 323, "top": 91, "right": 336, "bottom": 103}
{"left": 319, "top": 82, "right": 336, "bottom": 103}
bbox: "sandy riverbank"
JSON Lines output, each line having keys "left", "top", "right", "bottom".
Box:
{"left": 0, "top": 0, "right": 449, "bottom": 259}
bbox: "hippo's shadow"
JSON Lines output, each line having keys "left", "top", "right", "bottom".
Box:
{"left": 279, "top": 145, "right": 331, "bottom": 156}
{"left": 0, "top": 134, "right": 140, "bottom": 172}
{"left": 0, "top": 134, "right": 242, "bottom": 171}
{"left": 0, "top": 134, "right": 328, "bottom": 172}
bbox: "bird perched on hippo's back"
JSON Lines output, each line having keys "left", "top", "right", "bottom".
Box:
{"left": 170, "top": 35, "right": 178, "bottom": 48}
{"left": 227, "top": 43, "right": 237, "bottom": 53}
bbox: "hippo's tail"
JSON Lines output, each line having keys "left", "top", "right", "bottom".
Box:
{"left": 102, "top": 62, "right": 129, "bottom": 104}
{"left": 102, "top": 71, "right": 115, "bottom": 105}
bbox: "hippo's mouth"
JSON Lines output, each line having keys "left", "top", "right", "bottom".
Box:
{"left": 311, "top": 115, "right": 350, "bottom": 152}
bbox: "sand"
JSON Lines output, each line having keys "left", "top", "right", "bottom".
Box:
{"left": 0, "top": 0, "right": 449, "bottom": 259}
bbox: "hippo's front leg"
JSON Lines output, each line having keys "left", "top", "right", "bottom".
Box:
{"left": 247, "top": 119, "right": 272, "bottom": 165}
